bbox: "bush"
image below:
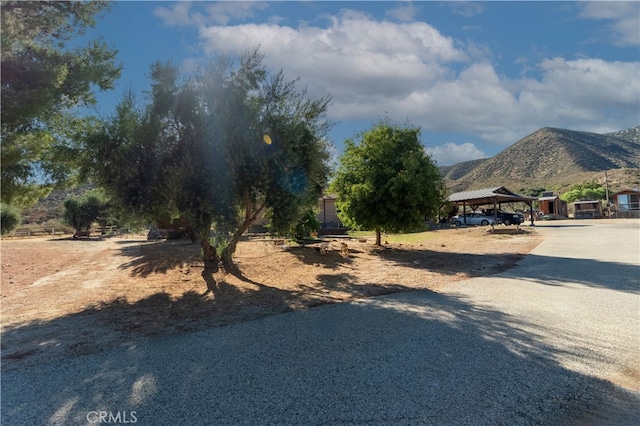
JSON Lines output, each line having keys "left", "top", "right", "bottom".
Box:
{"left": 63, "top": 191, "right": 109, "bottom": 232}
{"left": 1, "top": 204, "right": 22, "bottom": 235}
{"left": 290, "top": 209, "right": 321, "bottom": 240}
{"left": 40, "top": 218, "right": 75, "bottom": 234}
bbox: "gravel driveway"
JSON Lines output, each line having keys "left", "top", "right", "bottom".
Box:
{"left": 2, "top": 220, "right": 638, "bottom": 425}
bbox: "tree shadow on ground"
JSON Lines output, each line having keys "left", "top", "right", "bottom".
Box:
{"left": 377, "top": 246, "right": 527, "bottom": 277}
{"left": 117, "top": 239, "right": 201, "bottom": 277}
{"left": 502, "top": 253, "right": 639, "bottom": 294}
{"left": 2, "top": 287, "right": 638, "bottom": 425}
{"left": 286, "top": 245, "right": 356, "bottom": 268}
{"left": 308, "top": 271, "right": 417, "bottom": 300}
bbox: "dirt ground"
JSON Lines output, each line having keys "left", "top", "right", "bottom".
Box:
{"left": 1, "top": 227, "right": 541, "bottom": 368}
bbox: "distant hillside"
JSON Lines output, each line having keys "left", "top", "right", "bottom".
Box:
{"left": 605, "top": 126, "right": 640, "bottom": 143}
{"left": 440, "top": 158, "right": 488, "bottom": 181}
{"left": 22, "top": 185, "right": 94, "bottom": 224}
{"left": 445, "top": 126, "right": 640, "bottom": 193}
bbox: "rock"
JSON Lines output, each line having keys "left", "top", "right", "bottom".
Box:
{"left": 147, "top": 226, "right": 168, "bottom": 240}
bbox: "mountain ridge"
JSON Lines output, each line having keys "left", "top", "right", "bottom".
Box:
{"left": 443, "top": 125, "right": 640, "bottom": 193}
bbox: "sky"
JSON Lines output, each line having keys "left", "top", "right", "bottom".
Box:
{"left": 83, "top": 1, "right": 640, "bottom": 166}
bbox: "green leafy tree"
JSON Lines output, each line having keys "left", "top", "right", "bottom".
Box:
{"left": 82, "top": 50, "right": 331, "bottom": 266}
{"left": 62, "top": 190, "right": 109, "bottom": 233}
{"left": 518, "top": 186, "right": 547, "bottom": 197}
{"left": 284, "top": 208, "right": 321, "bottom": 240}
{"left": 1, "top": 0, "right": 121, "bottom": 206}
{"left": 1, "top": 203, "right": 21, "bottom": 235}
{"left": 560, "top": 182, "right": 606, "bottom": 203}
{"left": 331, "top": 122, "right": 447, "bottom": 246}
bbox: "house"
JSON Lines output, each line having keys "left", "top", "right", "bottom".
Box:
{"left": 573, "top": 200, "right": 603, "bottom": 219}
{"left": 537, "top": 192, "right": 568, "bottom": 218}
{"left": 248, "top": 194, "right": 345, "bottom": 233}
{"left": 612, "top": 189, "right": 640, "bottom": 218}
{"left": 318, "top": 194, "right": 342, "bottom": 229}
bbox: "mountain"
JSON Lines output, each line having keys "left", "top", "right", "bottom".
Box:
{"left": 444, "top": 126, "right": 640, "bottom": 193}
{"left": 605, "top": 126, "right": 640, "bottom": 143}
{"left": 21, "top": 185, "right": 94, "bottom": 224}
{"left": 440, "top": 158, "right": 488, "bottom": 181}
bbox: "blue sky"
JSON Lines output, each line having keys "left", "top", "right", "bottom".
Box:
{"left": 83, "top": 1, "right": 639, "bottom": 166}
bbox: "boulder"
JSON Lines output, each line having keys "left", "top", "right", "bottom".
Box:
{"left": 147, "top": 226, "right": 168, "bottom": 240}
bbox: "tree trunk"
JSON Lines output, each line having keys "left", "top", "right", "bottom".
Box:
{"left": 221, "top": 226, "right": 245, "bottom": 267}
{"left": 375, "top": 227, "right": 382, "bottom": 246}
{"left": 199, "top": 224, "right": 218, "bottom": 270}
{"left": 221, "top": 193, "right": 265, "bottom": 267}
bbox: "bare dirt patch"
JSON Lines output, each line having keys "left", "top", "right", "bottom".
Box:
{"left": 1, "top": 227, "right": 541, "bottom": 368}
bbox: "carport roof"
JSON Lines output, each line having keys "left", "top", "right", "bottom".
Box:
{"left": 448, "top": 186, "right": 537, "bottom": 205}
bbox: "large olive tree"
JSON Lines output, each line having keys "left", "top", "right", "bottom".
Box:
{"left": 82, "top": 50, "right": 332, "bottom": 266}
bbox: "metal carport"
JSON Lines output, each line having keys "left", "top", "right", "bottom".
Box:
{"left": 448, "top": 186, "right": 537, "bottom": 226}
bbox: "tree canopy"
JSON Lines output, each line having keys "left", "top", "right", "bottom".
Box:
{"left": 1, "top": 0, "right": 121, "bottom": 206}
{"left": 63, "top": 190, "right": 109, "bottom": 233}
{"left": 82, "top": 50, "right": 332, "bottom": 265}
{"left": 560, "top": 182, "right": 606, "bottom": 203}
{"left": 331, "top": 122, "right": 446, "bottom": 245}
{"left": 0, "top": 203, "right": 21, "bottom": 235}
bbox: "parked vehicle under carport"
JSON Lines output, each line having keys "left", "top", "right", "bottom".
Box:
{"left": 450, "top": 213, "right": 496, "bottom": 227}
{"left": 482, "top": 208, "right": 524, "bottom": 225}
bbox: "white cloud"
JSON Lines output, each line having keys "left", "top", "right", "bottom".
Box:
{"left": 515, "top": 58, "right": 640, "bottom": 131}
{"left": 175, "top": 9, "right": 639, "bottom": 148}
{"left": 198, "top": 10, "right": 468, "bottom": 100}
{"left": 153, "top": 2, "right": 195, "bottom": 27}
{"left": 180, "top": 57, "right": 200, "bottom": 74}
{"left": 535, "top": 58, "right": 638, "bottom": 106}
{"left": 385, "top": 3, "right": 420, "bottom": 23}
{"left": 154, "top": 1, "right": 269, "bottom": 27}
{"left": 579, "top": 1, "right": 640, "bottom": 46}
{"left": 448, "top": 2, "right": 486, "bottom": 18}
{"left": 204, "top": 1, "right": 269, "bottom": 26}
{"left": 426, "top": 142, "right": 488, "bottom": 166}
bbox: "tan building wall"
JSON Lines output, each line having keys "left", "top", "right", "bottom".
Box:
{"left": 249, "top": 195, "right": 344, "bottom": 230}
{"left": 318, "top": 196, "right": 341, "bottom": 228}
{"left": 573, "top": 200, "right": 603, "bottom": 218}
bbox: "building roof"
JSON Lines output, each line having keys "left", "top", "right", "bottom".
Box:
{"left": 538, "top": 196, "right": 559, "bottom": 201}
{"left": 573, "top": 200, "right": 602, "bottom": 205}
{"left": 611, "top": 189, "right": 640, "bottom": 196}
{"left": 448, "top": 186, "right": 537, "bottom": 205}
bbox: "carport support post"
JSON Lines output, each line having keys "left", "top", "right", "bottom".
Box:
{"left": 492, "top": 198, "right": 498, "bottom": 224}
{"left": 463, "top": 202, "right": 467, "bottom": 225}
{"left": 527, "top": 201, "right": 535, "bottom": 226}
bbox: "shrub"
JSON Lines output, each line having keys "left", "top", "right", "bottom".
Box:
{"left": 40, "top": 218, "right": 75, "bottom": 234}
{"left": 290, "top": 209, "right": 321, "bottom": 240}
{"left": 1, "top": 204, "right": 22, "bottom": 235}
{"left": 63, "top": 191, "right": 109, "bottom": 232}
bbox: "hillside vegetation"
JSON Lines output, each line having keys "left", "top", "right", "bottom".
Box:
{"left": 444, "top": 126, "right": 640, "bottom": 193}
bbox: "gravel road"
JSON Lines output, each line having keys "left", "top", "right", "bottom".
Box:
{"left": 2, "top": 220, "right": 639, "bottom": 425}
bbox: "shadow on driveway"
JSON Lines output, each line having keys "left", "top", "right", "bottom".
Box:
{"left": 3, "top": 288, "right": 639, "bottom": 425}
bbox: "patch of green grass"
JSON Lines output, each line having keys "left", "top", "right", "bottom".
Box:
{"left": 384, "top": 231, "right": 438, "bottom": 244}
{"left": 347, "top": 230, "right": 375, "bottom": 238}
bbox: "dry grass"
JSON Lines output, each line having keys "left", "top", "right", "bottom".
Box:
{"left": 1, "top": 226, "right": 541, "bottom": 367}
